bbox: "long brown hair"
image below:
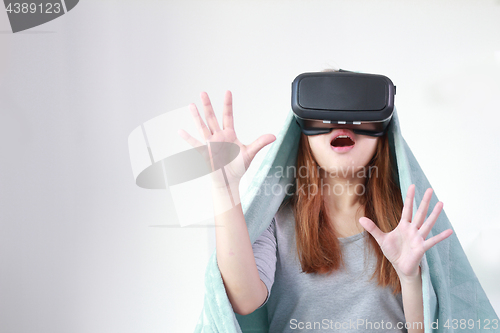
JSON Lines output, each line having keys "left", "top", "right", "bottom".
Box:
{"left": 284, "top": 125, "right": 404, "bottom": 294}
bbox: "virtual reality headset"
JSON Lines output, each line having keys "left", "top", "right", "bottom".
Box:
{"left": 291, "top": 69, "right": 396, "bottom": 137}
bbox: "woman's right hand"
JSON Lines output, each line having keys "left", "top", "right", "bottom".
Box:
{"left": 177, "top": 90, "right": 276, "bottom": 189}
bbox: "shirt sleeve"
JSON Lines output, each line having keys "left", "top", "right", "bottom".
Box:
{"left": 252, "top": 216, "right": 277, "bottom": 309}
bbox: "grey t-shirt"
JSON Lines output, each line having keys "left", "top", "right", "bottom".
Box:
{"left": 252, "top": 203, "right": 408, "bottom": 333}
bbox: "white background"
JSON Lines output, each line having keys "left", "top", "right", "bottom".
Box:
{"left": 1, "top": 0, "right": 499, "bottom": 332}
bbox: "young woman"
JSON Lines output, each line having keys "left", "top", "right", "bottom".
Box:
{"left": 178, "top": 84, "right": 453, "bottom": 333}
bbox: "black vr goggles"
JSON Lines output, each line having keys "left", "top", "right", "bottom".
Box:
{"left": 291, "top": 69, "right": 396, "bottom": 137}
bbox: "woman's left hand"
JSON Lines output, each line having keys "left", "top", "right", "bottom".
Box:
{"left": 359, "top": 184, "right": 453, "bottom": 281}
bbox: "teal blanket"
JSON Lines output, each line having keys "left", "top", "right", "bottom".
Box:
{"left": 194, "top": 107, "right": 499, "bottom": 332}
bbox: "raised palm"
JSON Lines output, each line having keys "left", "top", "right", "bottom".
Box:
{"left": 177, "top": 91, "right": 276, "bottom": 188}
{"left": 359, "top": 184, "right": 453, "bottom": 280}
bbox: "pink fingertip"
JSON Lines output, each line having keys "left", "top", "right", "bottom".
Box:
{"left": 441, "top": 229, "right": 453, "bottom": 239}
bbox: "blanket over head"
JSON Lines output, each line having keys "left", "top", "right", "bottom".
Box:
{"left": 194, "top": 107, "right": 499, "bottom": 333}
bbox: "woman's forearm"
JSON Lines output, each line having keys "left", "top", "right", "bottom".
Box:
{"left": 211, "top": 184, "right": 267, "bottom": 316}
{"left": 399, "top": 267, "right": 424, "bottom": 333}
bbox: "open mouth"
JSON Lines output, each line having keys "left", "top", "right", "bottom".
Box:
{"left": 331, "top": 135, "right": 355, "bottom": 147}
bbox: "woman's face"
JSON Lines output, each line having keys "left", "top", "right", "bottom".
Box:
{"left": 307, "top": 128, "right": 379, "bottom": 177}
